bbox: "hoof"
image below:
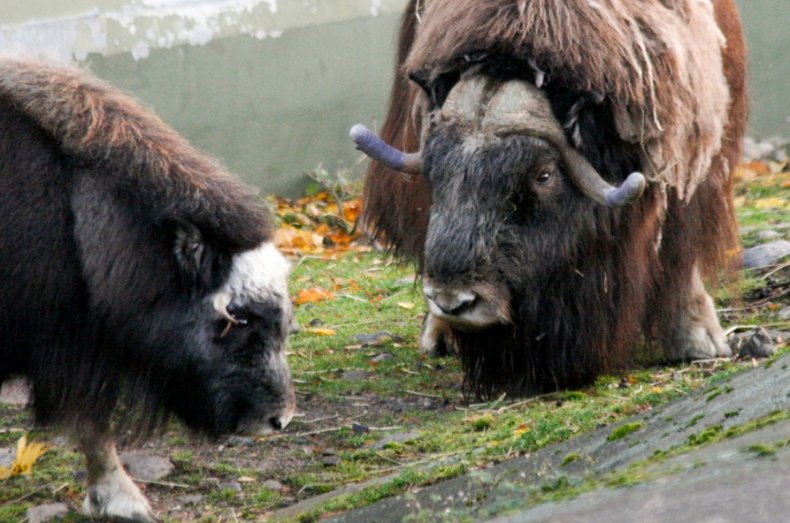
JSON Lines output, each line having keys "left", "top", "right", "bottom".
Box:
{"left": 420, "top": 313, "right": 456, "bottom": 357}
{"left": 84, "top": 468, "right": 156, "bottom": 522}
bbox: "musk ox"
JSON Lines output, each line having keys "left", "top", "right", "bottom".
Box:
{"left": 0, "top": 58, "right": 295, "bottom": 521}
{"left": 352, "top": 0, "right": 747, "bottom": 398}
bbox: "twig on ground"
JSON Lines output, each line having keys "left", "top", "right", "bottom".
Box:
{"left": 298, "top": 414, "right": 340, "bottom": 425}
{"left": 762, "top": 262, "right": 790, "bottom": 280}
{"left": 338, "top": 294, "right": 368, "bottom": 303}
{"left": 717, "top": 288, "right": 790, "bottom": 313}
{"left": 375, "top": 452, "right": 403, "bottom": 466}
{"left": 367, "top": 426, "right": 403, "bottom": 432}
{"left": 137, "top": 479, "right": 191, "bottom": 489}
{"left": 405, "top": 390, "right": 441, "bottom": 399}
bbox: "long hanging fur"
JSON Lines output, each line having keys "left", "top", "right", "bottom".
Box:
{"left": 0, "top": 57, "right": 271, "bottom": 251}
{"left": 363, "top": 0, "right": 747, "bottom": 397}
{"left": 0, "top": 58, "right": 274, "bottom": 437}
{"left": 405, "top": 0, "right": 731, "bottom": 201}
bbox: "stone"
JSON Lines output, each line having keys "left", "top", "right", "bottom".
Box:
{"left": 778, "top": 307, "right": 790, "bottom": 321}
{"left": 322, "top": 455, "right": 341, "bottom": 467}
{"left": 26, "top": 503, "right": 69, "bottom": 523}
{"left": 0, "top": 378, "right": 30, "bottom": 405}
{"left": 219, "top": 481, "right": 242, "bottom": 493}
{"left": 341, "top": 370, "right": 371, "bottom": 382}
{"left": 0, "top": 447, "right": 14, "bottom": 468}
{"left": 371, "top": 352, "right": 395, "bottom": 363}
{"left": 355, "top": 332, "right": 403, "bottom": 347}
{"left": 756, "top": 230, "right": 782, "bottom": 241}
{"left": 741, "top": 241, "right": 790, "bottom": 269}
{"left": 120, "top": 452, "right": 174, "bottom": 481}
{"left": 177, "top": 494, "right": 203, "bottom": 506}
{"left": 263, "top": 479, "right": 285, "bottom": 491}
{"left": 739, "top": 328, "right": 777, "bottom": 359}
{"left": 226, "top": 435, "right": 254, "bottom": 447}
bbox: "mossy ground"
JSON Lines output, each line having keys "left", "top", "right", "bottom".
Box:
{"left": 1, "top": 168, "right": 788, "bottom": 522}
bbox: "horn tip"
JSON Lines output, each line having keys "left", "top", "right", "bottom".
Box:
{"left": 604, "top": 172, "right": 647, "bottom": 207}
{"left": 349, "top": 124, "right": 370, "bottom": 142}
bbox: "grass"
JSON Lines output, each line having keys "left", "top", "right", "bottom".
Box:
{"left": 1, "top": 165, "right": 788, "bottom": 521}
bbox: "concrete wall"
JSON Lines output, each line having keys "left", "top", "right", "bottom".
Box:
{"left": 0, "top": 0, "right": 408, "bottom": 195}
{"left": 0, "top": 1, "right": 786, "bottom": 194}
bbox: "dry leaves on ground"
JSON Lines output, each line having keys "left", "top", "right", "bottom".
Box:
{"left": 0, "top": 435, "right": 48, "bottom": 480}
{"left": 273, "top": 192, "right": 369, "bottom": 256}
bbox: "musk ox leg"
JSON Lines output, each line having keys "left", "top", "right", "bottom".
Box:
{"left": 78, "top": 433, "right": 155, "bottom": 522}
{"left": 419, "top": 313, "right": 456, "bottom": 356}
{"left": 664, "top": 266, "right": 731, "bottom": 361}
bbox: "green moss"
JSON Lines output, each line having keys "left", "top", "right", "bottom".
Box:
{"left": 560, "top": 452, "right": 581, "bottom": 467}
{"left": 686, "top": 414, "right": 706, "bottom": 427}
{"left": 747, "top": 443, "right": 776, "bottom": 458}
{"left": 607, "top": 422, "right": 645, "bottom": 441}
{"left": 688, "top": 425, "right": 723, "bottom": 446}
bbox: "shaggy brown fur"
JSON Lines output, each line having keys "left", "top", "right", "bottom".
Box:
{"left": 363, "top": 0, "right": 747, "bottom": 396}
{"left": 0, "top": 57, "right": 271, "bottom": 251}
{"left": 361, "top": 0, "right": 432, "bottom": 261}
{"left": 405, "top": 0, "right": 731, "bottom": 200}
{"left": 366, "top": 0, "right": 746, "bottom": 268}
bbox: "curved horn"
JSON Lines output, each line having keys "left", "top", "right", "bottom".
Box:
{"left": 349, "top": 124, "right": 423, "bottom": 174}
{"left": 562, "top": 147, "right": 647, "bottom": 207}
{"left": 481, "top": 79, "right": 647, "bottom": 208}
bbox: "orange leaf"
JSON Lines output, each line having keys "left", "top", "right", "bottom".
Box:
{"left": 295, "top": 288, "right": 336, "bottom": 306}
{"left": 305, "top": 328, "right": 337, "bottom": 336}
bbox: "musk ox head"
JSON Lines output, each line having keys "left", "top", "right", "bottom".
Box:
{"left": 152, "top": 227, "right": 296, "bottom": 437}
{"left": 72, "top": 178, "right": 296, "bottom": 437}
{"left": 352, "top": 75, "right": 645, "bottom": 333}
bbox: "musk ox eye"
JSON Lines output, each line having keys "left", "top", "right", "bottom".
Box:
{"left": 536, "top": 171, "right": 552, "bottom": 184}
{"left": 219, "top": 316, "right": 249, "bottom": 338}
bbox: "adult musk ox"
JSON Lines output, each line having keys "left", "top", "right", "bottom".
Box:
{"left": 352, "top": 0, "right": 747, "bottom": 398}
{"left": 0, "top": 58, "right": 295, "bottom": 521}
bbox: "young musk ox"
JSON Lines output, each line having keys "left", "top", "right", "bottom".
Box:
{"left": 0, "top": 58, "right": 295, "bottom": 521}
{"left": 352, "top": 0, "right": 747, "bottom": 398}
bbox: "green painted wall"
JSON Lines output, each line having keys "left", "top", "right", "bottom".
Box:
{"left": 0, "top": 1, "right": 786, "bottom": 195}
{"left": 87, "top": 14, "right": 402, "bottom": 195}
{"left": 735, "top": 0, "right": 790, "bottom": 138}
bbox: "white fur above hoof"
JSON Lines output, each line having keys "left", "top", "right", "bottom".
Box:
{"left": 672, "top": 326, "right": 731, "bottom": 362}
{"left": 420, "top": 313, "right": 456, "bottom": 357}
{"left": 83, "top": 468, "right": 156, "bottom": 522}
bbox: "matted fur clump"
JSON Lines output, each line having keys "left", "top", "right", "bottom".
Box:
{"left": 406, "top": 0, "right": 730, "bottom": 201}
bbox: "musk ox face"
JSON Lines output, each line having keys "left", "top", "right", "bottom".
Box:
{"left": 351, "top": 74, "right": 646, "bottom": 334}
{"left": 202, "top": 242, "right": 296, "bottom": 435}
{"left": 421, "top": 129, "right": 584, "bottom": 331}
{"left": 157, "top": 235, "right": 294, "bottom": 435}
{"left": 108, "top": 219, "right": 296, "bottom": 438}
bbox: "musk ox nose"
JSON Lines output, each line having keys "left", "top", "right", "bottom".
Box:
{"left": 424, "top": 285, "right": 478, "bottom": 316}
{"left": 266, "top": 408, "right": 294, "bottom": 433}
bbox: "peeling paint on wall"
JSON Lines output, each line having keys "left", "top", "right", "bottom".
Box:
{"left": 0, "top": 0, "right": 406, "bottom": 64}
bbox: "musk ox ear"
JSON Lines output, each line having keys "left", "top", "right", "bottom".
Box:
{"left": 170, "top": 219, "right": 222, "bottom": 289}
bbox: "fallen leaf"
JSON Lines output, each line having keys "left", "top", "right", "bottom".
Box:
{"left": 295, "top": 288, "right": 335, "bottom": 306}
{"left": 0, "top": 435, "right": 48, "bottom": 480}
{"left": 754, "top": 197, "right": 787, "bottom": 210}
{"left": 305, "top": 328, "right": 337, "bottom": 336}
{"left": 397, "top": 302, "right": 415, "bottom": 310}
{"left": 514, "top": 423, "right": 530, "bottom": 437}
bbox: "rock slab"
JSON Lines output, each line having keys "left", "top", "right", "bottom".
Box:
{"left": 330, "top": 353, "right": 790, "bottom": 523}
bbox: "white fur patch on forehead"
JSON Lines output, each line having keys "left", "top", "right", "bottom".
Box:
{"left": 213, "top": 242, "right": 290, "bottom": 311}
